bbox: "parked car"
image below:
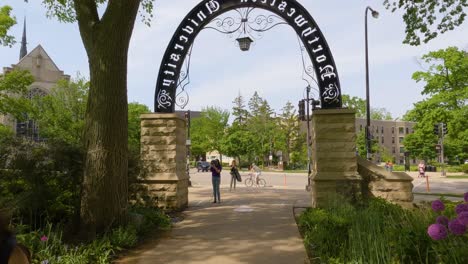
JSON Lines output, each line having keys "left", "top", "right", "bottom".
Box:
{"left": 197, "top": 161, "right": 210, "bottom": 172}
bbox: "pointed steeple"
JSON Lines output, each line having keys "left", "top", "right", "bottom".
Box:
{"left": 19, "top": 17, "right": 27, "bottom": 60}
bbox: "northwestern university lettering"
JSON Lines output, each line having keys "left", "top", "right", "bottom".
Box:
{"left": 155, "top": 0, "right": 342, "bottom": 112}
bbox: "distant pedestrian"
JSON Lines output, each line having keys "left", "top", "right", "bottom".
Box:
{"left": 418, "top": 161, "right": 426, "bottom": 178}
{"left": 210, "top": 159, "right": 222, "bottom": 203}
{"left": 385, "top": 161, "right": 390, "bottom": 171}
{"left": 388, "top": 161, "right": 393, "bottom": 172}
{"left": 230, "top": 160, "right": 240, "bottom": 191}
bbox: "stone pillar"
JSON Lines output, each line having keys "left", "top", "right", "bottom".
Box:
{"left": 139, "top": 113, "right": 188, "bottom": 211}
{"left": 310, "top": 108, "right": 361, "bottom": 207}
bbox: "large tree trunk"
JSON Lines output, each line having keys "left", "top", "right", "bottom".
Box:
{"left": 74, "top": 0, "right": 140, "bottom": 237}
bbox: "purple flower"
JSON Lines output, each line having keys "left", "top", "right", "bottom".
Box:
{"left": 455, "top": 204, "right": 468, "bottom": 215}
{"left": 448, "top": 219, "right": 467, "bottom": 235}
{"left": 436, "top": 215, "right": 449, "bottom": 226}
{"left": 458, "top": 211, "right": 468, "bottom": 226}
{"left": 431, "top": 200, "right": 445, "bottom": 212}
{"left": 464, "top": 192, "right": 468, "bottom": 203}
{"left": 427, "top": 224, "right": 448, "bottom": 240}
{"left": 40, "top": 235, "right": 48, "bottom": 242}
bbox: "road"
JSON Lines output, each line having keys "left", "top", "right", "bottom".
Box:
{"left": 189, "top": 169, "right": 308, "bottom": 190}
{"left": 188, "top": 169, "right": 468, "bottom": 197}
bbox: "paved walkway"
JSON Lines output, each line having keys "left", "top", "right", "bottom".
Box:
{"left": 117, "top": 186, "right": 310, "bottom": 264}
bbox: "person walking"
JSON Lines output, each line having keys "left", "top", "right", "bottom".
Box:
{"left": 210, "top": 159, "right": 222, "bottom": 203}
{"left": 418, "top": 161, "right": 426, "bottom": 178}
{"left": 230, "top": 160, "right": 240, "bottom": 191}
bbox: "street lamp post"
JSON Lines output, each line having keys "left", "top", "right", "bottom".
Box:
{"left": 365, "top": 6, "right": 379, "bottom": 161}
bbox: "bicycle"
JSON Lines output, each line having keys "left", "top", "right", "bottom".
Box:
{"left": 244, "top": 172, "right": 266, "bottom": 187}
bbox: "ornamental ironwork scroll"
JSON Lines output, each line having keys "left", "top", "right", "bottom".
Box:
{"left": 154, "top": 0, "right": 342, "bottom": 112}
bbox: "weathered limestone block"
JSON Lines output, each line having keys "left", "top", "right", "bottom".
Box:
{"left": 311, "top": 109, "right": 362, "bottom": 207}
{"left": 139, "top": 113, "right": 189, "bottom": 211}
{"left": 357, "top": 156, "right": 414, "bottom": 207}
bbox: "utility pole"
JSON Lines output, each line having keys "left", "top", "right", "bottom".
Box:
{"left": 440, "top": 122, "right": 446, "bottom": 177}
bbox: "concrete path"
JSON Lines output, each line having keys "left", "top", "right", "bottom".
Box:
{"left": 117, "top": 186, "right": 310, "bottom": 264}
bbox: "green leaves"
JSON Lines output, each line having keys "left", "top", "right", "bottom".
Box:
{"left": 0, "top": 69, "right": 34, "bottom": 120}
{"left": 31, "top": 76, "right": 89, "bottom": 146}
{"left": 384, "top": 0, "right": 467, "bottom": 45}
{"left": 403, "top": 47, "right": 468, "bottom": 161}
{"left": 190, "top": 106, "right": 230, "bottom": 158}
{"left": 0, "top": 5, "right": 16, "bottom": 47}
{"left": 128, "top": 102, "right": 150, "bottom": 151}
{"left": 342, "top": 94, "right": 393, "bottom": 120}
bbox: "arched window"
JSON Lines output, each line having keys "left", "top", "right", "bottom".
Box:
{"left": 16, "top": 87, "right": 47, "bottom": 141}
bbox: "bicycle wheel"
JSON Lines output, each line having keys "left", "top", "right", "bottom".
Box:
{"left": 257, "top": 178, "right": 266, "bottom": 187}
{"left": 245, "top": 178, "right": 253, "bottom": 187}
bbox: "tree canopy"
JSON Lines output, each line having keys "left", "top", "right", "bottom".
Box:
{"left": 384, "top": 0, "right": 468, "bottom": 45}
{"left": 0, "top": 69, "right": 34, "bottom": 120}
{"left": 403, "top": 47, "right": 468, "bottom": 161}
{"left": 342, "top": 94, "right": 393, "bottom": 120}
{"left": 31, "top": 76, "right": 89, "bottom": 146}
{"left": 0, "top": 5, "right": 16, "bottom": 47}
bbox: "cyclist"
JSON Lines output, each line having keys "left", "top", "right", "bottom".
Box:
{"left": 250, "top": 163, "right": 262, "bottom": 184}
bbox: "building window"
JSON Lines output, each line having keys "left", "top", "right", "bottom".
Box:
{"left": 381, "top": 126, "right": 384, "bottom": 134}
{"left": 400, "top": 147, "right": 405, "bottom": 153}
{"left": 406, "top": 127, "right": 409, "bottom": 134}
{"left": 399, "top": 137, "right": 404, "bottom": 143}
{"left": 392, "top": 137, "right": 395, "bottom": 144}
{"left": 376, "top": 127, "right": 378, "bottom": 133}
{"left": 360, "top": 124, "right": 362, "bottom": 131}
{"left": 16, "top": 88, "right": 47, "bottom": 141}
{"left": 381, "top": 137, "right": 384, "bottom": 143}
{"left": 392, "top": 147, "right": 396, "bottom": 154}
{"left": 392, "top": 127, "right": 395, "bottom": 134}
{"left": 399, "top": 127, "right": 404, "bottom": 134}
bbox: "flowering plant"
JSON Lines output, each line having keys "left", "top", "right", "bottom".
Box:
{"left": 427, "top": 192, "right": 468, "bottom": 240}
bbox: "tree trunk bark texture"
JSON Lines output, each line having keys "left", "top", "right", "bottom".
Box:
{"left": 74, "top": 0, "right": 140, "bottom": 237}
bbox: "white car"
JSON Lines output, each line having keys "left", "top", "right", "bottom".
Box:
{"left": 465, "top": 160, "right": 468, "bottom": 164}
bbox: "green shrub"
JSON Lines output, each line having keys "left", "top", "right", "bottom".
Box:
{"left": 462, "top": 164, "right": 468, "bottom": 173}
{"left": 129, "top": 206, "right": 171, "bottom": 235}
{"left": 446, "top": 165, "right": 461, "bottom": 172}
{"left": 14, "top": 217, "right": 170, "bottom": 264}
{"left": 108, "top": 225, "right": 138, "bottom": 249}
{"left": 0, "top": 138, "right": 83, "bottom": 229}
{"left": 299, "top": 197, "right": 468, "bottom": 263}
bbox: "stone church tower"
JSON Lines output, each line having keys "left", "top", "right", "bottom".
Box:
{"left": 0, "top": 18, "right": 70, "bottom": 137}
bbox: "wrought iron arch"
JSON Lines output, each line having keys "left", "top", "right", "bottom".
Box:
{"left": 154, "top": 0, "right": 342, "bottom": 112}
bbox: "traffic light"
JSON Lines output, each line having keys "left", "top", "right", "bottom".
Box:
{"left": 298, "top": 100, "right": 305, "bottom": 121}
{"left": 442, "top": 123, "right": 448, "bottom": 135}
{"left": 433, "top": 124, "right": 439, "bottom": 135}
{"left": 311, "top": 99, "right": 320, "bottom": 110}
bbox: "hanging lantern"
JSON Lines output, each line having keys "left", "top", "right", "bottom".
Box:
{"left": 236, "top": 36, "right": 253, "bottom": 51}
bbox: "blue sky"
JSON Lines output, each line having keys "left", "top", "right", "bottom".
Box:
{"left": 1, "top": 0, "right": 467, "bottom": 118}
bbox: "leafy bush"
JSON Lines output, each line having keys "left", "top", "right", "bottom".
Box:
{"left": 299, "top": 197, "right": 468, "bottom": 263}
{"left": 108, "top": 225, "right": 138, "bottom": 249}
{"left": 129, "top": 206, "right": 171, "bottom": 235}
{"left": 0, "top": 138, "right": 83, "bottom": 229}
{"left": 447, "top": 166, "right": 462, "bottom": 172}
{"left": 14, "top": 206, "right": 170, "bottom": 264}
{"left": 462, "top": 164, "right": 468, "bottom": 174}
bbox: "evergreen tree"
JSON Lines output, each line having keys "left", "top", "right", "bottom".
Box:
{"left": 232, "top": 92, "right": 249, "bottom": 125}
